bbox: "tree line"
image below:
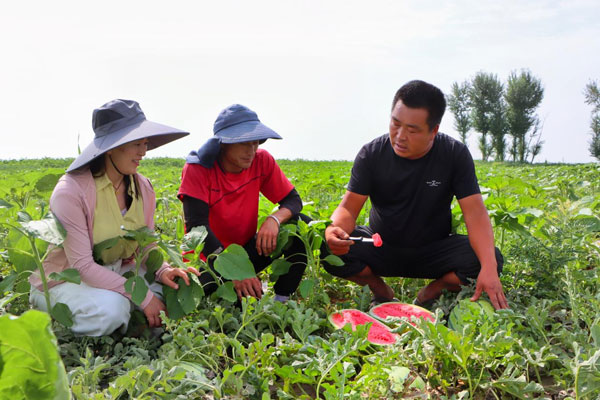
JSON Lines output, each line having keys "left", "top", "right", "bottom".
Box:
{"left": 447, "top": 71, "right": 600, "bottom": 163}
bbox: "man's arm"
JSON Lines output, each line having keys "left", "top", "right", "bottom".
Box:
{"left": 458, "top": 193, "right": 508, "bottom": 309}
{"left": 325, "top": 191, "right": 368, "bottom": 255}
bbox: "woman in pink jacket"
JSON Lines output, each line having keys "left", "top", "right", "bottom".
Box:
{"left": 29, "top": 99, "right": 198, "bottom": 336}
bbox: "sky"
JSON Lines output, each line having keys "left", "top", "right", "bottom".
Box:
{"left": 1, "top": 0, "right": 599, "bottom": 164}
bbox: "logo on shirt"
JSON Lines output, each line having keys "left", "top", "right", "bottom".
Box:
{"left": 426, "top": 180, "right": 441, "bottom": 187}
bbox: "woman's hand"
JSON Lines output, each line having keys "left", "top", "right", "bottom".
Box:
{"left": 159, "top": 266, "right": 201, "bottom": 289}
{"left": 142, "top": 295, "right": 166, "bottom": 327}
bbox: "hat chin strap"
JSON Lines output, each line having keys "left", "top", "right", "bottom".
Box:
{"left": 108, "top": 155, "right": 125, "bottom": 176}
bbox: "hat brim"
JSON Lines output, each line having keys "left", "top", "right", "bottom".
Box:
{"left": 216, "top": 120, "right": 282, "bottom": 144}
{"left": 67, "top": 119, "right": 189, "bottom": 172}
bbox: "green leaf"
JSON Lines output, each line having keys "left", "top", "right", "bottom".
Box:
{"left": 157, "top": 241, "right": 187, "bottom": 269}
{"left": 272, "top": 228, "right": 290, "bottom": 257}
{"left": 0, "top": 273, "right": 18, "bottom": 294}
{"left": 0, "top": 310, "right": 70, "bottom": 399}
{"left": 17, "top": 211, "right": 32, "bottom": 223}
{"left": 298, "top": 279, "right": 315, "bottom": 298}
{"left": 216, "top": 281, "right": 237, "bottom": 302}
{"left": 7, "top": 229, "right": 37, "bottom": 273}
{"left": 92, "top": 237, "right": 120, "bottom": 264}
{"left": 0, "top": 199, "right": 13, "bottom": 209}
{"left": 19, "top": 212, "right": 66, "bottom": 246}
{"left": 214, "top": 244, "right": 256, "bottom": 281}
{"left": 122, "top": 226, "right": 158, "bottom": 248}
{"left": 591, "top": 323, "right": 600, "bottom": 348}
{"left": 34, "top": 174, "right": 61, "bottom": 192}
{"left": 177, "top": 278, "right": 199, "bottom": 314}
{"left": 50, "top": 302, "right": 74, "bottom": 327}
{"left": 144, "top": 249, "right": 163, "bottom": 284}
{"left": 125, "top": 276, "right": 149, "bottom": 307}
{"left": 270, "top": 259, "right": 291, "bottom": 281}
{"left": 163, "top": 286, "right": 185, "bottom": 321}
{"left": 49, "top": 268, "right": 81, "bottom": 285}
{"left": 181, "top": 226, "right": 208, "bottom": 252}
{"left": 388, "top": 366, "right": 410, "bottom": 392}
{"left": 323, "top": 254, "right": 344, "bottom": 267}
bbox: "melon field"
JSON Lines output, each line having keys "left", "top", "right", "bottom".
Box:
{"left": 1, "top": 158, "right": 599, "bottom": 399}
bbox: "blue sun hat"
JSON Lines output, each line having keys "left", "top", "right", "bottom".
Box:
{"left": 186, "top": 104, "right": 282, "bottom": 167}
{"left": 67, "top": 99, "right": 189, "bottom": 172}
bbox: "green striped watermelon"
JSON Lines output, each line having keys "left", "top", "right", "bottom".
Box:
{"left": 370, "top": 302, "right": 435, "bottom": 326}
{"left": 329, "top": 309, "right": 397, "bottom": 345}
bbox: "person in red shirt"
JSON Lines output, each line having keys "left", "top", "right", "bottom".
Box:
{"left": 178, "top": 104, "right": 307, "bottom": 302}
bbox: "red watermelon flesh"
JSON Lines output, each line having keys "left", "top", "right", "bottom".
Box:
{"left": 370, "top": 302, "right": 435, "bottom": 326}
{"left": 329, "top": 309, "right": 397, "bottom": 345}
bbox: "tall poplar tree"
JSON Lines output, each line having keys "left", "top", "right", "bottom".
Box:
{"left": 505, "top": 70, "right": 544, "bottom": 162}
{"left": 447, "top": 81, "right": 472, "bottom": 144}
{"left": 469, "top": 72, "right": 505, "bottom": 161}
{"left": 584, "top": 80, "right": 600, "bottom": 161}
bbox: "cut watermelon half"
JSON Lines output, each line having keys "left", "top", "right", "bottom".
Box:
{"left": 329, "top": 309, "right": 397, "bottom": 345}
{"left": 370, "top": 302, "right": 435, "bottom": 326}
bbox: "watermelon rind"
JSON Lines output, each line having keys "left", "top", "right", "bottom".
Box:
{"left": 448, "top": 299, "right": 495, "bottom": 331}
{"left": 329, "top": 309, "right": 397, "bottom": 345}
{"left": 369, "top": 302, "right": 435, "bottom": 326}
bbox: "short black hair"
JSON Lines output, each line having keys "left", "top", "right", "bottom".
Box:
{"left": 392, "top": 80, "right": 446, "bottom": 130}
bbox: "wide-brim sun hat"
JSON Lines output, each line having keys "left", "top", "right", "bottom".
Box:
{"left": 186, "top": 104, "right": 282, "bottom": 167}
{"left": 67, "top": 99, "right": 189, "bottom": 172}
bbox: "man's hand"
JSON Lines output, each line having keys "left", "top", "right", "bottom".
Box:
{"left": 233, "top": 277, "right": 263, "bottom": 299}
{"left": 325, "top": 225, "right": 354, "bottom": 255}
{"left": 256, "top": 217, "right": 279, "bottom": 256}
{"left": 159, "top": 266, "right": 201, "bottom": 289}
{"left": 471, "top": 269, "right": 508, "bottom": 310}
{"left": 142, "top": 295, "right": 166, "bottom": 327}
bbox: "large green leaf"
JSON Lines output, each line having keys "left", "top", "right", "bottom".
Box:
{"left": 270, "top": 258, "right": 291, "bottom": 282}
{"left": 215, "top": 281, "right": 237, "bottom": 302}
{"left": 7, "top": 228, "right": 37, "bottom": 273}
{"left": 175, "top": 277, "right": 204, "bottom": 315}
{"left": 19, "top": 212, "right": 66, "bottom": 246}
{"left": 34, "top": 174, "right": 62, "bottom": 192}
{"left": 123, "top": 226, "right": 158, "bottom": 248}
{"left": 0, "top": 273, "right": 18, "bottom": 294}
{"left": 0, "top": 199, "right": 13, "bottom": 209}
{"left": 163, "top": 286, "right": 185, "bottom": 321}
{"left": 49, "top": 268, "right": 81, "bottom": 285}
{"left": 144, "top": 249, "right": 164, "bottom": 284}
{"left": 298, "top": 279, "right": 315, "bottom": 299}
{"left": 157, "top": 241, "right": 187, "bottom": 269}
{"left": 214, "top": 244, "right": 256, "bottom": 281}
{"left": 92, "top": 237, "right": 120, "bottom": 264}
{"left": 0, "top": 310, "right": 70, "bottom": 399}
{"left": 124, "top": 276, "right": 149, "bottom": 307}
{"left": 323, "top": 254, "right": 344, "bottom": 267}
{"left": 50, "top": 302, "right": 74, "bottom": 327}
{"left": 181, "top": 226, "right": 208, "bottom": 252}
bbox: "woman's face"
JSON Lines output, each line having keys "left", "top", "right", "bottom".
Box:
{"left": 219, "top": 141, "right": 259, "bottom": 173}
{"left": 106, "top": 138, "right": 148, "bottom": 175}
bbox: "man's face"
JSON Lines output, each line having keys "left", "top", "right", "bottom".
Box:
{"left": 388, "top": 101, "right": 438, "bottom": 160}
{"left": 219, "top": 140, "right": 259, "bottom": 173}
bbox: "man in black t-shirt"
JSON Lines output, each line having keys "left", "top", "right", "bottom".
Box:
{"left": 325, "top": 80, "right": 508, "bottom": 310}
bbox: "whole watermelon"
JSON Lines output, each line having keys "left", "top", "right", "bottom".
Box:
{"left": 448, "top": 299, "right": 495, "bottom": 331}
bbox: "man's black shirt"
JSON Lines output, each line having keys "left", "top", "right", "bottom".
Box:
{"left": 348, "top": 133, "right": 480, "bottom": 248}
